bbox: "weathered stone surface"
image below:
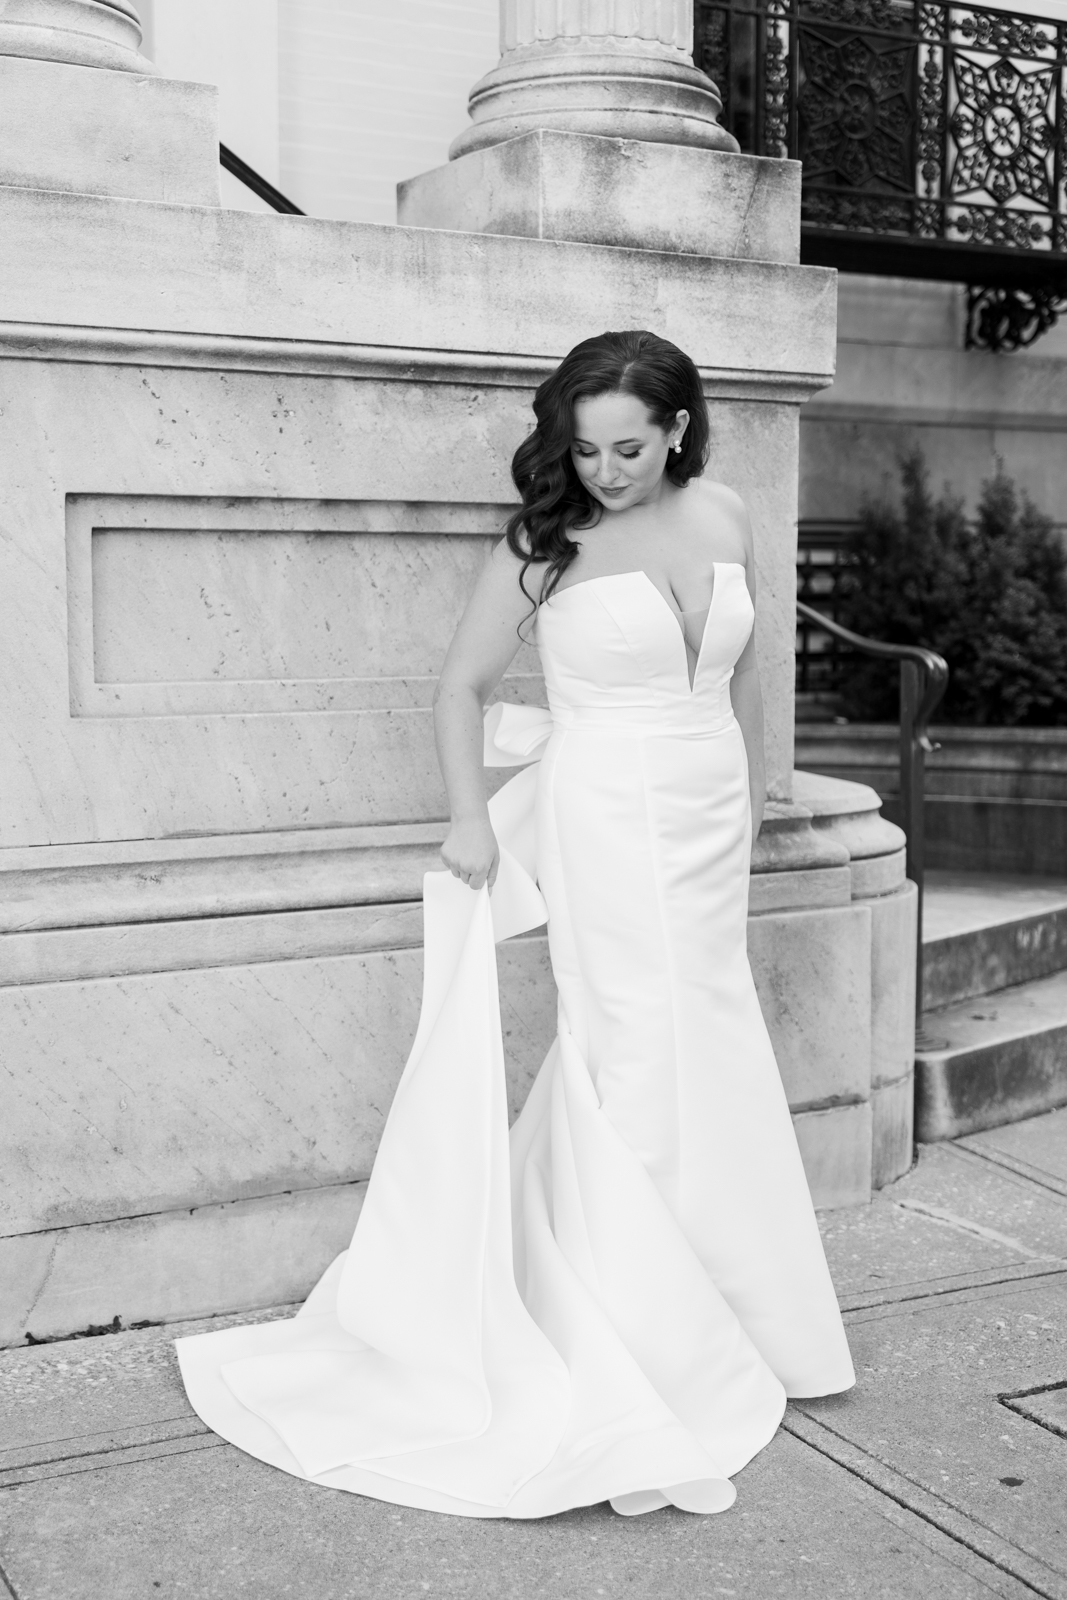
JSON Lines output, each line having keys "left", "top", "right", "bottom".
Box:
{"left": 793, "top": 768, "right": 906, "bottom": 871}
{"left": 747, "top": 864, "right": 852, "bottom": 914}
{"left": 917, "top": 967, "right": 1067, "bottom": 1141}
{"left": 850, "top": 847, "right": 906, "bottom": 899}
{"left": 0, "top": 823, "right": 448, "bottom": 935}
{"left": 792, "top": 1103, "right": 873, "bottom": 1210}
{"left": 870, "top": 1073, "right": 914, "bottom": 1191}
{"left": 0, "top": 0, "right": 152, "bottom": 73}
{"left": 0, "top": 187, "right": 836, "bottom": 379}
{"left": 450, "top": 1, "right": 737, "bottom": 159}
{"left": 750, "top": 799, "right": 850, "bottom": 874}
{"left": 869, "top": 881, "right": 917, "bottom": 1094}
{"left": 925, "top": 874, "right": 1067, "bottom": 1009}
{"left": 0, "top": 55, "right": 219, "bottom": 205}
{"left": 0, "top": 936, "right": 556, "bottom": 1239}
{"left": 0, "top": 903, "right": 425, "bottom": 987}
{"left": 749, "top": 902, "right": 872, "bottom": 1114}
{"left": 0, "top": 195, "right": 834, "bottom": 846}
{"left": 1, "top": 1186, "right": 363, "bottom": 1348}
{"left": 400, "top": 132, "right": 799, "bottom": 261}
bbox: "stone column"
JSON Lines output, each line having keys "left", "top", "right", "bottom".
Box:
{"left": 451, "top": 0, "right": 737, "bottom": 158}
{"left": 0, "top": 0, "right": 220, "bottom": 204}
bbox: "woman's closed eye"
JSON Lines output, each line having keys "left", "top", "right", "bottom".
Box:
{"left": 575, "top": 448, "right": 642, "bottom": 460}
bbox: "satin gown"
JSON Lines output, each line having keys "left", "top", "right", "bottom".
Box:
{"left": 176, "top": 561, "right": 855, "bottom": 1518}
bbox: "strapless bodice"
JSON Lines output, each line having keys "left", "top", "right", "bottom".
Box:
{"left": 535, "top": 563, "right": 753, "bottom": 733}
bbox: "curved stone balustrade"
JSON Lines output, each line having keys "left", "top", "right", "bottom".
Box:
{"left": 451, "top": 0, "right": 736, "bottom": 158}
{"left": 0, "top": 0, "right": 152, "bottom": 74}
{"left": 793, "top": 769, "right": 907, "bottom": 897}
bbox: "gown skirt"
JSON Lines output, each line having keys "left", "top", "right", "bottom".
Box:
{"left": 176, "top": 562, "right": 855, "bottom": 1518}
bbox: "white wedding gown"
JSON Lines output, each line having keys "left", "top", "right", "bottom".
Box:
{"left": 177, "top": 561, "right": 855, "bottom": 1518}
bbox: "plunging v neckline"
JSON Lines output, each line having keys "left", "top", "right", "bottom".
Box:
{"left": 551, "top": 566, "right": 722, "bottom": 697}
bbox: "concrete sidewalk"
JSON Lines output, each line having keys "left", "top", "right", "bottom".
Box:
{"left": 2, "top": 1112, "right": 1066, "bottom": 1600}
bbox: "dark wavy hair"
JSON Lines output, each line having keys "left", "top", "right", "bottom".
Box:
{"left": 505, "top": 329, "right": 709, "bottom": 609}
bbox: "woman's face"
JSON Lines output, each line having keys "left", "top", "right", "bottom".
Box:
{"left": 570, "top": 391, "right": 688, "bottom": 514}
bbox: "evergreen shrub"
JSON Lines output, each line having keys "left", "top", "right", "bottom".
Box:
{"left": 835, "top": 448, "right": 1067, "bottom": 726}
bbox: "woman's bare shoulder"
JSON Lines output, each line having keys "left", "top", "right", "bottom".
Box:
{"left": 685, "top": 476, "right": 753, "bottom": 562}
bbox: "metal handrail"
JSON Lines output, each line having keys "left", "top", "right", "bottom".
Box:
{"left": 796, "top": 601, "right": 949, "bottom": 1028}
{"left": 219, "top": 144, "right": 305, "bottom": 216}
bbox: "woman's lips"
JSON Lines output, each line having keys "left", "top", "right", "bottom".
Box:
{"left": 598, "top": 485, "right": 627, "bottom": 498}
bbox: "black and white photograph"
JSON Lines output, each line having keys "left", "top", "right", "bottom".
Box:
{"left": 1, "top": 1, "right": 1066, "bottom": 1596}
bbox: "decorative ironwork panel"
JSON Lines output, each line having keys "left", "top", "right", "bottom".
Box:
{"left": 695, "top": 0, "right": 1067, "bottom": 329}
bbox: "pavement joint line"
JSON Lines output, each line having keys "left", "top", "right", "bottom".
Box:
{"left": 0, "top": 1555, "right": 19, "bottom": 1600}
{"left": 0, "top": 1415, "right": 207, "bottom": 1473}
{"left": 999, "top": 1400, "right": 1067, "bottom": 1444}
{"left": 0, "top": 1433, "right": 226, "bottom": 1491}
{"left": 783, "top": 1409, "right": 1067, "bottom": 1600}
{"left": 999, "top": 1379, "right": 1067, "bottom": 1442}
{"left": 841, "top": 1264, "right": 1067, "bottom": 1323}
{"left": 951, "top": 1139, "right": 1067, "bottom": 1202}
{"left": 891, "top": 1198, "right": 1057, "bottom": 1260}
{"left": 838, "top": 1258, "right": 1064, "bottom": 1313}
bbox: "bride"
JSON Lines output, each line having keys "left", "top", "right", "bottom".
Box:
{"left": 177, "top": 329, "right": 855, "bottom": 1519}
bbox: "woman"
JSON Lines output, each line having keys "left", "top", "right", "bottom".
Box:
{"left": 177, "top": 330, "right": 854, "bottom": 1519}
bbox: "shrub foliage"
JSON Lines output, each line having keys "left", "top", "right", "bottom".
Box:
{"left": 835, "top": 449, "right": 1067, "bottom": 726}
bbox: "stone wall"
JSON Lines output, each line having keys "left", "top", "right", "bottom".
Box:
{"left": 801, "top": 275, "right": 1067, "bottom": 540}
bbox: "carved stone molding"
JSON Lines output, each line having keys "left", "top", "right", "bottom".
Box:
{"left": 0, "top": 0, "right": 153, "bottom": 73}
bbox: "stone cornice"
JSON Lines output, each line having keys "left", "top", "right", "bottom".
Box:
{"left": 0, "top": 320, "right": 830, "bottom": 402}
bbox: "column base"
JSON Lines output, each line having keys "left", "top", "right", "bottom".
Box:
{"left": 399, "top": 129, "right": 798, "bottom": 261}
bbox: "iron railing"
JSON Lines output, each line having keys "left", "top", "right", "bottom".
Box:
{"left": 797, "top": 600, "right": 949, "bottom": 1023}
{"left": 695, "top": 0, "right": 1067, "bottom": 348}
{"left": 219, "top": 145, "right": 305, "bottom": 215}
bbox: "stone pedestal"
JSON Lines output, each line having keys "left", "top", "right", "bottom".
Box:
{"left": 399, "top": 129, "right": 798, "bottom": 260}
{"left": 0, "top": 1, "right": 219, "bottom": 205}
{"left": 0, "top": 55, "right": 220, "bottom": 205}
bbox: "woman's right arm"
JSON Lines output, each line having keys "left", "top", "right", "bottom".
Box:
{"left": 433, "top": 539, "right": 539, "bottom": 891}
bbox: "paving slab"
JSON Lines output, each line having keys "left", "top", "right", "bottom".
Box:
{"left": 799, "top": 1120, "right": 1067, "bottom": 1599}
{"left": 0, "top": 1412, "right": 1036, "bottom": 1600}
{"left": 3, "top": 1119, "right": 1067, "bottom": 1598}
{"left": 888, "top": 1141, "right": 1067, "bottom": 1264}
{"left": 799, "top": 1277, "right": 1067, "bottom": 1598}
{"left": 960, "top": 1109, "right": 1067, "bottom": 1197}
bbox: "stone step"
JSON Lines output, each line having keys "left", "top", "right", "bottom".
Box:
{"left": 916, "top": 966, "right": 1067, "bottom": 1141}
{"left": 922, "top": 871, "right": 1067, "bottom": 1010}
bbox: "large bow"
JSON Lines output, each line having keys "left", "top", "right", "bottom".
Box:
{"left": 479, "top": 701, "right": 554, "bottom": 943}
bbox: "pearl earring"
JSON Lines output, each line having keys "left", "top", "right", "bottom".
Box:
{"left": 672, "top": 440, "right": 682, "bottom": 453}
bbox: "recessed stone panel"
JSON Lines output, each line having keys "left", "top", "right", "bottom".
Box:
{"left": 69, "top": 495, "right": 536, "bottom": 716}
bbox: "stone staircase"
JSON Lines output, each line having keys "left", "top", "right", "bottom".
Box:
{"left": 917, "top": 872, "right": 1067, "bottom": 1141}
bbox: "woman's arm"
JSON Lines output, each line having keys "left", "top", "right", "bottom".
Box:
{"left": 433, "top": 539, "right": 538, "bottom": 890}
{"left": 730, "top": 641, "right": 766, "bottom": 839}
{"left": 720, "top": 494, "right": 767, "bottom": 838}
